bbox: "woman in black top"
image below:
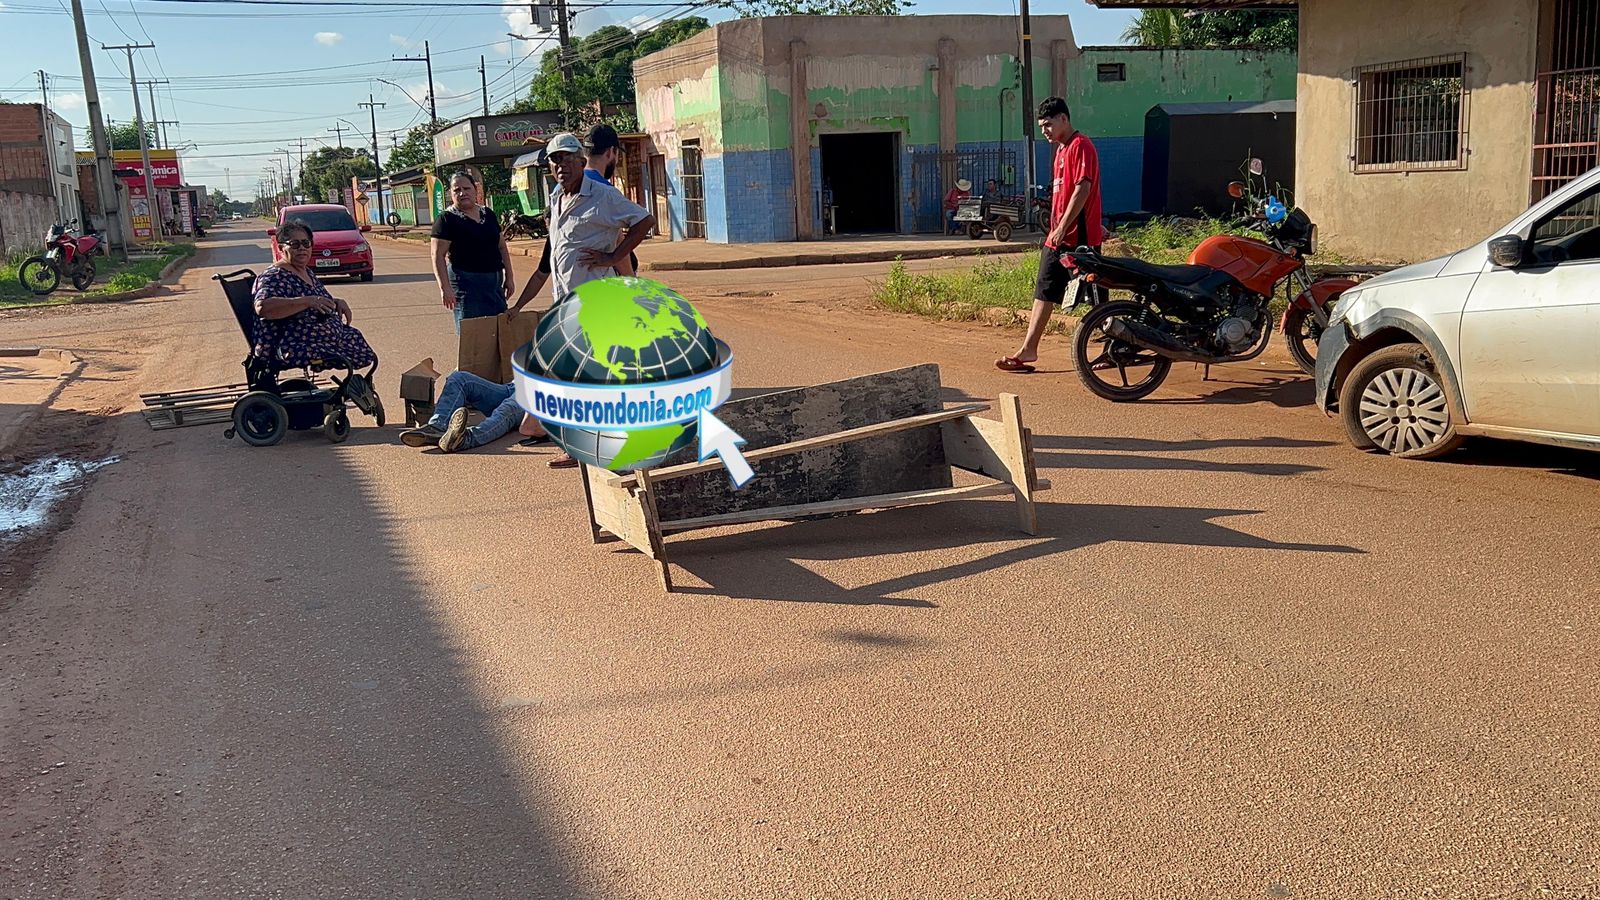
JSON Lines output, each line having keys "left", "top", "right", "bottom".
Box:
{"left": 430, "top": 171, "right": 514, "bottom": 332}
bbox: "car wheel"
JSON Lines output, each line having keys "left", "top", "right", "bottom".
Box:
{"left": 1337, "top": 342, "right": 1464, "bottom": 459}
{"left": 359, "top": 271, "right": 373, "bottom": 282}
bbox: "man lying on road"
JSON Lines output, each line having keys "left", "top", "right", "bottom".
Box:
{"left": 399, "top": 371, "right": 552, "bottom": 454}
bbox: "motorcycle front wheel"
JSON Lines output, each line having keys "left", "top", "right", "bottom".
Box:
{"left": 1282, "top": 305, "right": 1321, "bottom": 375}
{"left": 1073, "top": 300, "right": 1173, "bottom": 402}
{"left": 18, "top": 257, "right": 60, "bottom": 296}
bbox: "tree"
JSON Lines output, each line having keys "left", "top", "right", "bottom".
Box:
{"left": 1121, "top": 9, "right": 1296, "bottom": 51}
{"left": 386, "top": 122, "right": 450, "bottom": 171}
{"left": 296, "top": 146, "right": 376, "bottom": 204}
{"left": 517, "top": 17, "right": 711, "bottom": 128}
{"left": 107, "top": 121, "right": 158, "bottom": 151}
{"left": 719, "top": 0, "right": 908, "bottom": 13}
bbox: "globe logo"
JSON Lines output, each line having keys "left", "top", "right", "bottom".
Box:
{"left": 516, "top": 277, "right": 728, "bottom": 473}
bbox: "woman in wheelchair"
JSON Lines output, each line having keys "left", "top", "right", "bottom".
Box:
{"left": 253, "top": 219, "right": 378, "bottom": 372}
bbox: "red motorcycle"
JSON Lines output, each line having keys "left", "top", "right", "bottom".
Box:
{"left": 18, "top": 220, "right": 104, "bottom": 296}
{"left": 1068, "top": 167, "right": 1356, "bottom": 401}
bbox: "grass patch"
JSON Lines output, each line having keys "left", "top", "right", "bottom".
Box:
{"left": 872, "top": 216, "right": 1373, "bottom": 326}
{"left": 1, "top": 242, "right": 196, "bottom": 310}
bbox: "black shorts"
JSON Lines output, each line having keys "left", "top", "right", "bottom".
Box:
{"left": 1034, "top": 244, "right": 1100, "bottom": 305}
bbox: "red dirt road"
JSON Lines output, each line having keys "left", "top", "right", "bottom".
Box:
{"left": 2, "top": 225, "right": 1597, "bottom": 898}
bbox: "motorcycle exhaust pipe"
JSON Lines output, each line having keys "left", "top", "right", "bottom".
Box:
{"left": 1102, "top": 316, "right": 1218, "bottom": 365}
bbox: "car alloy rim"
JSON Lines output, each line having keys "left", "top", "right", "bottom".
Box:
{"left": 1358, "top": 366, "right": 1450, "bottom": 453}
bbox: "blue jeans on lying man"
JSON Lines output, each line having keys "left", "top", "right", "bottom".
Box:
{"left": 429, "top": 371, "right": 524, "bottom": 450}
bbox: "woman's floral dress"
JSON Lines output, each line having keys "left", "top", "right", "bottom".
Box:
{"left": 250, "top": 265, "right": 377, "bottom": 370}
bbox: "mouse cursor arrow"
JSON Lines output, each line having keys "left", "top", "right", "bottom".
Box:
{"left": 697, "top": 408, "right": 754, "bottom": 489}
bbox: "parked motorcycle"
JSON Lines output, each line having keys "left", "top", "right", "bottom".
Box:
{"left": 1067, "top": 162, "right": 1355, "bottom": 401}
{"left": 501, "top": 209, "right": 547, "bottom": 241}
{"left": 17, "top": 220, "right": 104, "bottom": 296}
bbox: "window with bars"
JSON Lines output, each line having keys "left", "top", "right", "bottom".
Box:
{"left": 1352, "top": 54, "right": 1469, "bottom": 173}
{"left": 1097, "top": 63, "right": 1126, "bottom": 83}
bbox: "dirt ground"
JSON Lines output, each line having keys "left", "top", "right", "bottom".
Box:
{"left": 1, "top": 224, "right": 1597, "bottom": 898}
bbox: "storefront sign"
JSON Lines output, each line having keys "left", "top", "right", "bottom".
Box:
{"left": 76, "top": 149, "right": 184, "bottom": 188}
{"left": 432, "top": 112, "right": 564, "bottom": 165}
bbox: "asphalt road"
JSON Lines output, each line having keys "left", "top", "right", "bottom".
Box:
{"left": 2, "top": 224, "right": 1597, "bottom": 898}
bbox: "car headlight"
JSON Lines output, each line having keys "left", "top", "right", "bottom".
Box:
{"left": 353, "top": 242, "right": 370, "bottom": 254}
{"left": 1328, "top": 288, "right": 1361, "bottom": 326}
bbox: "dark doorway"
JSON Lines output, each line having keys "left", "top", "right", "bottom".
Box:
{"left": 819, "top": 132, "right": 899, "bottom": 234}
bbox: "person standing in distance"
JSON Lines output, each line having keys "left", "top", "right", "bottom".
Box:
{"left": 431, "top": 171, "right": 514, "bottom": 333}
{"left": 996, "top": 97, "right": 1102, "bottom": 373}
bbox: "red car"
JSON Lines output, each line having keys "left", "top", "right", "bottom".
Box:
{"left": 268, "top": 204, "right": 375, "bottom": 282}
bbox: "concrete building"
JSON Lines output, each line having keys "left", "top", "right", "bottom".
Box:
{"left": 1091, "top": 0, "right": 1599, "bottom": 261}
{"left": 0, "top": 102, "right": 80, "bottom": 254}
{"left": 632, "top": 15, "right": 1295, "bottom": 243}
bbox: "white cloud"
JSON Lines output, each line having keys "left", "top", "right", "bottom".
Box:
{"left": 503, "top": 0, "right": 533, "bottom": 37}
{"left": 314, "top": 31, "right": 344, "bottom": 46}
{"left": 54, "top": 92, "right": 86, "bottom": 111}
{"left": 388, "top": 33, "right": 414, "bottom": 48}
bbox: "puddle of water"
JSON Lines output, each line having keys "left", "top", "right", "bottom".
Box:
{"left": 0, "top": 456, "right": 119, "bottom": 538}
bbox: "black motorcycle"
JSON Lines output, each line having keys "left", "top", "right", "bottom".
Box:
{"left": 1066, "top": 194, "right": 1319, "bottom": 402}
{"left": 501, "top": 209, "right": 547, "bottom": 241}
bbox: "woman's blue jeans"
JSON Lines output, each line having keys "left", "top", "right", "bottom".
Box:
{"left": 449, "top": 266, "right": 507, "bottom": 333}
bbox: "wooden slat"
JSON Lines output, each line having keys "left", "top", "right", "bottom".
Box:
{"left": 659, "top": 480, "right": 1016, "bottom": 534}
{"left": 622, "top": 403, "right": 989, "bottom": 487}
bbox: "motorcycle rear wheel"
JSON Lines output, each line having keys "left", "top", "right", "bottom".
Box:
{"left": 1282, "top": 306, "right": 1320, "bottom": 375}
{"left": 71, "top": 261, "right": 96, "bottom": 292}
{"left": 18, "top": 257, "right": 60, "bottom": 296}
{"left": 1073, "top": 300, "right": 1174, "bottom": 402}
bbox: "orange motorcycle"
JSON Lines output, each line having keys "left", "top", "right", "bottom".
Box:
{"left": 1066, "top": 178, "right": 1354, "bottom": 401}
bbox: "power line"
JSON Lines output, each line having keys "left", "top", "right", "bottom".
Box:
{"left": 126, "top": 0, "right": 708, "bottom": 6}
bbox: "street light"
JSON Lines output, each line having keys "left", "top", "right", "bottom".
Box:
{"left": 376, "top": 78, "right": 430, "bottom": 120}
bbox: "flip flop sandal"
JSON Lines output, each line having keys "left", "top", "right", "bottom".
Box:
{"left": 995, "top": 356, "right": 1037, "bottom": 373}
{"left": 517, "top": 434, "right": 553, "bottom": 446}
{"left": 547, "top": 455, "right": 579, "bottom": 469}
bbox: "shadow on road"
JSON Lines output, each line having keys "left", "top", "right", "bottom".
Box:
{"left": 660, "top": 497, "right": 1360, "bottom": 605}
{"left": 1446, "top": 437, "right": 1600, "bottom": 481}
{"left": 1140, "top": 373, "right": 1315, "bottom": 408}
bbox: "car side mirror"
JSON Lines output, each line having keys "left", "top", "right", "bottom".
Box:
{"left": 360, "top": 224, "right": 372, "bottom": 233}
{"left": 1488, "top": 234, "right": 1525, "bottom": 268}
{"left": 1227, "top": 181, "right": 1246, "bottom": 199}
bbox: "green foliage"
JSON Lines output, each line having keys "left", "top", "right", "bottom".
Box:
{"left": 386, "top": 123, "right": 448, "bottom": 172}
{"left": 297, "top": 146, "right": 377, "bottom": 204}
{"left": 873, "top": 253, "right": 1048, "bottom": 323}
{"left": 720, "top": 0, "right": 909, "bottom": 14}
{"left": 107, "top": 120, "right": 158, "bottom": 151}
{"left": 518, "top": 17, "right": 710, "bottom": 127}
{"left": 1121, "top": 9, "right": 1297, "bottom": 50}
{"left": 0, "top": 243, "right": 194, "bottom": 307}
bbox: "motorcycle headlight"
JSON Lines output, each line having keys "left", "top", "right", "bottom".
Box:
{"left": 1328, "top": 288, "right": 1361, "bottom": 326}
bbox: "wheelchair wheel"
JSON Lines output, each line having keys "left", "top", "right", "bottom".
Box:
{"left": 232, "top": 392, "right": 288, "bottom": 446}
{"left": 323, "top": 408, "right": 351, "bottom": 443}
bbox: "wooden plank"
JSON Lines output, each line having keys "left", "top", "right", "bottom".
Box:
{"left": 635, "top": 467, "right": 674, "bottom": 592}
{"left": 648, "top": 364, "right": 954, "bottom": 524}
{"left": 584, "top": 464, "right": 649, "bottom": 552}
{"left": 999, "top": 394, "right": 1038, "bottom": 536}
{"left": 659, "top": 480, "right": 1016, "bottom": 534}
{"left": 139, "top": 382, "right": 248, "bottom": 401}
{"left": 625, "top": 403, "right": 987, "bottom": 487}
{"left": 941, "top": 416, "right": 1014, "bottom": 483}
{"left": 577, "top": 462, "right": 605, "bottom": 545}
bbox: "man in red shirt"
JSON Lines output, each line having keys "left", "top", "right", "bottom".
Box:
{"left": 997, "top": 97, "right": 1103, "bottom": 373}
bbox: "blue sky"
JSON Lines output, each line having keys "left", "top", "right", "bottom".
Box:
{"left": 0, "top": 1, "right": 1134, "bottom": 198}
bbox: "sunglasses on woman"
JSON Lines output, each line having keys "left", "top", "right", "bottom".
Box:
{"left": 279, "top": 239, "right": 312, "bottom": 249}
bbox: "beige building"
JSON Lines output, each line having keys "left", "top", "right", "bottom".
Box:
{"left": 1091, "top": 0, "right": 1598, "bottom": 261}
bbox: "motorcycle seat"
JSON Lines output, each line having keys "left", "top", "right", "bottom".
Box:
{"left": 1078, "top": 253, "right": 1214, "bottom": 286}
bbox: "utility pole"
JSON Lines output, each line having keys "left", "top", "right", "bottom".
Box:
{"left": 143, "top": 79, "right": 170, "bottom": 146}
{"left": 37, "top": 70, "right": 60, "bottom": 220}
{"left": 555, "top": 0, "right": 573, "bottom": 84}
{"left": 1017, "top": 0, "right": 1036, "bottom": 215}
{"left": 224, "top": 166, "right": 231, "bottom": 197}
{"left": 103, "top": 42, "right": 158, "bottom": 241}
{"left": 480, "top": 55, "right": 489, "bottom": 115}
{"left": 153, "top": 120, "right": 179, "bottom": 149}
{"left": 296, "top": 136, "right": 307, "bottom": 198}
{"left": 329, "top": 121, "right": 348, "bottom": 149}
{"left": 359, "top": 94, "right": 387, "bottom": 228}
{"left": 392, "top": 41, "right": 437, "bottom": 128}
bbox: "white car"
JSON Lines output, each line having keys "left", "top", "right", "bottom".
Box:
{"left": 1315, "top": 166, "right": 1600, "bottom": 459}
